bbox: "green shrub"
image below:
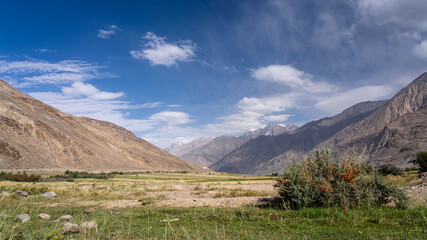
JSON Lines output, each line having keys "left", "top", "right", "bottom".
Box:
{"left": 0, "top": 171, "right": 41, "bottom": 182}
{"left": 275, "top": 148, "right": 408, "bottom": 209}
{"left": 416, "top": 152, "right": 427, "bottom": 172}
{"left": 63, "top": 171, "right": 113, "bottom": 179}
{"left": 377, "top": 165, "right": 405, "bottom": 176}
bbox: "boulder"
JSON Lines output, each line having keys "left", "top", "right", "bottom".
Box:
{"left": 80, "top": 221, "right": 97, "bottom": 229}
{"left": 84, "top": 208, "right": 95, "bottom": 214}
{"left": 38, "top": 213, "right": 50, "bottom": 220}
{"left": 1, "top": 191, "right": 9, "bottom": 197}
{"left": 43, "top": 191, "right": 57, "bottom": 198}
{"left": 15, "top": 214, "right": 30, "bottom": 223}
{"left": 14, "top": 190, "right": 28, "bottom": 197}
{"left": 53, "top": 215, "right": 73, "bottom": 222}
{"left": 62, "top": 222, "right": 81, "bottom": 234}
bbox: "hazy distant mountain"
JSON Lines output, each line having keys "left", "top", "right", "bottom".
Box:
{"left": 211, "top": 73, "right": 427, "bottom": 175}
{"left": 167, "top": 124, "right": 297, "bottom": 167}
{"left": 166, "top": 136, "right": 215, "bottom": 157}
{"left": 0, "top": 79, "right": 208, "bottom": 173}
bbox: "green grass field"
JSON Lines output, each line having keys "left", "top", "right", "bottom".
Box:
{"left": 1, "top": 172, "right": 426, "bottom": 239}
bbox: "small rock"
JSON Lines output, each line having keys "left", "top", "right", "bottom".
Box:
{"left": 81, "top": 221, "right": 97, "bottom": 229}
{"left": 38, "top": 213, "right": 50, "bottom": 220}
{"left": 15, "top": 214, "right": 30, "bottom": 223}
{"left": 109, "top": 208, "right": 121, "bottom": 215}
{"left": 160, "top": 218, "right": 180, "bottom": 222}
{"left": 14, "top": 190, "right": 28, "bottom": 197}
{"left": 105, "top": 187, "right": 111, "bottom": 190}
{"left": 43, "top": 191, "right": 57, "bottom": 198}
{"left": 84, "top": 208, "right": 95, "bottom": 214}
{"left": 1, "top": 191, "right": 10, "bottom": 197}
{"left": 109, "top": 210, "right": 121, "bottom": 215}
{"left": 54, "top": 215, "right": 73, "bottom": 222}
{"left": 193, "top": 199, "right": 197, "bottom": 202}
{"left": 62, "top": 222, "right": 81, "bottom": 234}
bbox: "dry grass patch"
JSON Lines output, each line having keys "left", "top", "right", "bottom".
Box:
{"left": 213, "top": 188, "right": 271, "bottom": 198}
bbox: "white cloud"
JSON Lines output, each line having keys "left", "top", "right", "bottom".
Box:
{"left": 314, "top": 85, "right": 395, "bottom": 115}
{"left": 0, "top": 59, "right": 113, "bottom": 87}
{"left": 97, "top": 25, "right": 121, "bottom": 39}
{"left": 130, "top": 32, "right": 196, "bottom": 67}
{"left": 263, "top": 114, "right": 292, "bottom": 122}
{"left": 414, "top": 40, "right": 427, "bottom": 58}
{"left": 252, "top": 65, "right": 309, "bottom": 87}
{"left": 61, "top": 81, "right": 124, "bottom": 100}
{"left": 149, "top": 111, "right": 193, "bottom": 125}
{"left": 205, "top": 92, "right": 301, "bottom": 135}
{"left": 252, "top": 65, "right": 334, "bottom": 92}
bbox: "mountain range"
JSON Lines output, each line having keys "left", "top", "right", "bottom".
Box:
{"left": 0, "top": 79, "right": 208, "bottom": 173}
{"left": 169, "top": 73, "right": 427, "bottom": 175}
{"left": 167, "top": 124, "right": 297, "bottom": 167}
{"left": 2, "top": 72, "right": 426, "bottom": 175}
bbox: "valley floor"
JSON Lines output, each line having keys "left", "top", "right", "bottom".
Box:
{"left": 0, "top": 172, "right": 426, "bottom": 239}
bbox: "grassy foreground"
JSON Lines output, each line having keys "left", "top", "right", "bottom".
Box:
{"left": 0, "top": 172, "right": 426, "bottom": 239}
{"left": 2, "top": 206, "right": 426, "bottom": 239}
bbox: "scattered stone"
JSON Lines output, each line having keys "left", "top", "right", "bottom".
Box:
{"left": 108, "top": 209, "right": 121, "bottom": 215}
{"left": 15, "top": 214, "right": 30, "bottom": 223}
{"left": 38, "top": 213, "right": 50, "bottom": 220}
{"left": 54, "top": 215, "right": 73, "bottom": 222}
{"left": 14, "top": 190, "right": 28, "bottom": 197}
{"left": 1, "top": 191, "right": 10, "bottom": 197}
{"left": 193, "top": 199, "right": 197, "bottom": 202}
{"left": 81, "top": 221, "right": 97, "bottom": 229}
{"left": 84, "top": 208, "right": 95, "bottom": 214}
{"left": 43, "top": 191, "right": 57, "bottom": 198}
{"left": 105, "top": 187, "right": 111, "bottom": 190}
{"left": 160, "top": 218, "right": 180, "bottom": 222}
{"left": 62, "top": 222, "right": 81, "bottom": 234}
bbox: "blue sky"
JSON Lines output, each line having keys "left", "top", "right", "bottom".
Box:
{"left": 1, "top": 0, "right": 427, "bottom": 148}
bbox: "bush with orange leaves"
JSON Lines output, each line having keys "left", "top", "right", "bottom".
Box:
{"left": 275, "top": 148, "right": 408, "bottom": 209}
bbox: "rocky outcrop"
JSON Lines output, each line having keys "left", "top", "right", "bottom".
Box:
{"left": 319, "top": 73, "right": 427, "bottom": 167}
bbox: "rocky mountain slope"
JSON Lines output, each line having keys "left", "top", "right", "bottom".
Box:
{"left": 318, "top": 72, "right": 427, "bottom": 167}
{"left": 210, "top": 100, "right": 387, "bottom": 174}
{"left": 0, "top": 79, "right": 208, "bottom": 173}
{"left": 211, "top": 73, "right": 427, "bottom": 174}
{"left": 167, "top": 124, "right": 297, "bottom": 167}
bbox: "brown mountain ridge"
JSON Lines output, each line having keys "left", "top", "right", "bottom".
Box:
{"left": 211, "top": 73, "right": 427, "bottom": 174}
{"left": 0, "top": 79, "right": 208, "bottom": 173}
